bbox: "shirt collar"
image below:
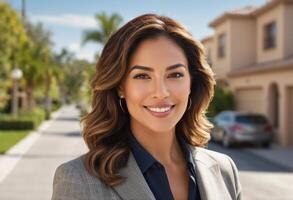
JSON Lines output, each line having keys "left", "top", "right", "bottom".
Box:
{"left": 129, "top": 130, "right": 157, "bottom": 173}
{"left": 176, "top": 132, "right": 195, "bottom": 166}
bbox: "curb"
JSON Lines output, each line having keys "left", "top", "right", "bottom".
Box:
{"left": 0, "top": 107, "right": 64, "bottom": 183}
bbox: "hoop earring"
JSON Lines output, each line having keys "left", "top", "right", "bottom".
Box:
{"left": 187, "top": 96, "right": 192, "bottom": 110}
{"left": 119, "top": 97, "right": 126, "bottom": 113}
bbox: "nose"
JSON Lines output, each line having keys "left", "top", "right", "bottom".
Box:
{"left": 152, "top": 78, "right": 170, "bottom": 99}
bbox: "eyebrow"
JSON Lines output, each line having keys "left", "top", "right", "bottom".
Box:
{"left": 129, "top": 63, "right": 186, "bottom": 72}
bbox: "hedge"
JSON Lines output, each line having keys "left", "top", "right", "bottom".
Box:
{"left": 0, "top": 107, "right": 46, "bottom": 130}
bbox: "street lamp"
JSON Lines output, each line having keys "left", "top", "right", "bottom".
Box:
{"left": 11, "top": 67, "right": 23, "bottom": 116}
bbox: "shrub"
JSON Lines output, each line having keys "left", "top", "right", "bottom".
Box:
{"left": 207, "top": 86, "right": 234, "bottom": 118}
{"left": 51, "top": 100, "right": 62, "bottom": 112}
{"left": 0, "top": 107, "right": 46, "bottom": 130}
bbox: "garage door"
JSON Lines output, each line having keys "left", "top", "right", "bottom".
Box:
{"left": 288, "top": 87, "right": 293, "bottom": 146}
{"left": 235, "top": 88, "right": 264, "bottom": 114}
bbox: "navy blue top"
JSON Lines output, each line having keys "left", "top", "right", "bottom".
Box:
{"left": 129, "top": 131, "right": 201, "bottom": 200}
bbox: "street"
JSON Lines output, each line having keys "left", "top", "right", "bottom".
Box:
{"left": 208, "top": 142, "right": 293, "bottom": 199}
{"left": 0, "top": 105, "right": 292, "bottom": 199}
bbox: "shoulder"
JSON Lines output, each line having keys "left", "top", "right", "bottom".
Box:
{"left": 196, "top": 147, "right": 235, "bottom": 167}
{"left": 191, "top": 146, "right": 242, "bottom": 199}
{"left": 56, "top": 155, "right": 87, "bottom": 176}
{"left": 192, "top": 146, "right": 239, "bottom": 179}
{"left": 52, "top": 155, "right": 118, "bottom": 200}
{"left": 52, "top": 155, "right": 90, "bottom": 200}
{"left": 53, "top": 155, "right": 89, "bottom": 185}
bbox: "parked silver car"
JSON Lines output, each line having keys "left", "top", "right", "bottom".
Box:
{"left": 211, "top": 111, "right": 274, "bottom": 148}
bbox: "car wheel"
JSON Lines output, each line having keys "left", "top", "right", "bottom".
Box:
{"left": 222, "top": 134, "right": 231, "bottom": 148}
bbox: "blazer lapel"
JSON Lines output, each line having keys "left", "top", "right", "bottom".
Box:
{"left": 112, "top": 152, "right": 156, "bottom": 200}
{"left": 190, "top": 146, "right": 232, "bottom": 200}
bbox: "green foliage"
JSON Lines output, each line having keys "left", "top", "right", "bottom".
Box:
{"left": 1, "top": 3, "right": 103, "bottom": 114}
{"left": 82, "top": 12, "right": 123, "bottom": 46}
{"left": 0, "top": 2, "right": 28, "bottom": 71}
{"left": 207, "top": 86, "right": 235, "bottom": 117}
{"left": 53, "top": 49, "right": 95, "bottom": 104}
{"left": 51, "top": 100, "right": 62, "bottom": 112}
{"left": 0, "top": 3, "right": 61, "bottom": 113}
{"left": 0, "top": 90, "right": 9, "bottom": 111}
{"left": 0, "top": 118, "right": 36, "bottom": 130}
{"left": 18, "top": 21, "right": 62, "bottom": 113}
{"left": 79, "top": 12, "right": 123, "bottom": 105}
{"left": 0, "top": 2, "right": 28, "bottom": 109}
{"left": 20, "top": 21, "right": 53, "bottom": 90}
{"left": 64, "top": 59, "right": 94, "bottom": 102}
{"left": 0, "top": 107, "right": 46, "bottom": 130}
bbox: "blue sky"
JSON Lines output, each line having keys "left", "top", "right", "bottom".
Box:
{"left": 8, "top": 0, "right": 266, "bottom": 62}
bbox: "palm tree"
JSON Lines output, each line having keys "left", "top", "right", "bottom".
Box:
{"left": 53, "top": 48, "right": 74, "bottom": 104}
{"left": 0, "top": 2, "right": 28, "bottom": 112}
{"left": 82, "top": 12, "right": 123, "bottom": 46}
{"left": 20, "top": 22, "right": 54, "bottom": 111}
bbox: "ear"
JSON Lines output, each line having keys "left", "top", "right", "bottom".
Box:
{"left": 117, "top": 86, "right": 124, "bottom": 98}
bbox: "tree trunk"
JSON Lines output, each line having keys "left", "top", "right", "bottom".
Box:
{"left": 44, "top": 74, "right": 51, "bottom": 119}
{"left": 57, "top": 79, "right": 66, "bottom": 105}
{"left": 26, "top": 86, "right": 34, "bottom": 112}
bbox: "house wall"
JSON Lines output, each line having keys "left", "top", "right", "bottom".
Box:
{"left": 229, "top": 69, "right": 293, "bottom": 146}
{"left": 230, "top": 18, "right": 256, "bottom": 68}
{"left": 256, "top": 4, "right": 284, "bottom": 63}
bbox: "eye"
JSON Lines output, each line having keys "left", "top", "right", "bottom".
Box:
{"left": 133, "top": 73, "right": 150, "bottom": 79}
{"left": 168, "top": 72, "right": 184, "bottom": 78}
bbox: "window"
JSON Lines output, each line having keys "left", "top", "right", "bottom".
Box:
{"left": 263, "top": 21, "right": 276, "bottom": 50}
{"left": 216, "top": 113, "right": 231, "bottom": 122}
{"left": 236, "top": 115, "right": 268, "bottom": 124}
{"left": 218, "top": 33, "right": 226, "bottom": 58}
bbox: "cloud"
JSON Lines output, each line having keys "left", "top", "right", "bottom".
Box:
{"left": 67, "top": 42, "right": 95, "bottom": 62}
{"left": 76, "top": 50, "right": 96, "bottom": 62}
{"left": 31, "top": 14, "right": 97, "bottom": 28}
{"left": 68, "top": 43, "right": 80, "bottom": 52}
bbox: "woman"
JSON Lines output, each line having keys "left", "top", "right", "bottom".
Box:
{"left": 52, "top": 13, "right": 241, "bottom": 200}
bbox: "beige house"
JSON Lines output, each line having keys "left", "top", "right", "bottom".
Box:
{"left": 201, "top": 0, "right": 293, "bottom": 147}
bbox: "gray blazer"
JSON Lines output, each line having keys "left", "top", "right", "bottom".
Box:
{"left": 51, "top": 146, "right": 242, "bottom": 200}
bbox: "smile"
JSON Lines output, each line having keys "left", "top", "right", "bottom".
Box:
{"left": 146, "top": 106, "right": 173, "bottom": 112}
{"left": 143, "top": 105, "right": 175, "bottom": 118}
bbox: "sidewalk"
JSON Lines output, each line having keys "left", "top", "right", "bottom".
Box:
{"left": 244, "top": 143, "right": 293, "bottom": 171}
{"left": 0, "top": 105, "right": 87, "bottom": 200}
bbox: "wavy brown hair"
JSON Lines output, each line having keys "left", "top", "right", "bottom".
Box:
{"left": 81, "top": 13, "right": 216, "bottom": 187}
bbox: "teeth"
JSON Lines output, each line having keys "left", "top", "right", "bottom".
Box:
{"left": 147, "top": 106, "right": 171, "bottom": 113}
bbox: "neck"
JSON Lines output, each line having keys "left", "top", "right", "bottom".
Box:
{"left": 130, "top": 119, "right": 185, "bottom": 166}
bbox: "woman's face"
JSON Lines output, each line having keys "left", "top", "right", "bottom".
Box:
{"left": 119, "top": 36, "right": 191, "bottom": 134}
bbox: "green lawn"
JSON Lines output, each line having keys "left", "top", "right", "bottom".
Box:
{"left": 0, "top": 130, "right": 30, "bottom": 154}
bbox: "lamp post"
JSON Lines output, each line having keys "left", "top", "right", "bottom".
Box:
{"left": 21, "top": 0, "right": 26, "bottom": 20}
{"left": 11, "top": 67, "right": 23, "bottom": 116}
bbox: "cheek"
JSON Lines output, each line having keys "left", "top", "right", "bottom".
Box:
{"left": 169, "top": 79, "right": 191, "bottom": 95}
{"left": 124, "top": 82, "right": 148, "bottom": 104}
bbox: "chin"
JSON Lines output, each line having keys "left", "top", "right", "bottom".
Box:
{"left": 142, "top": 120, "right": 177, "bottom": 134}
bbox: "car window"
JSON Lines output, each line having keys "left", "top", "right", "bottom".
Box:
{"left": 222, "top": 115, "right": 230, "bottom": 121}
{"left": 216, "top": 113, "right": 230, "bottom": 122}
{"left": 236, "top": 115, "right": 267, "bottom": 124}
